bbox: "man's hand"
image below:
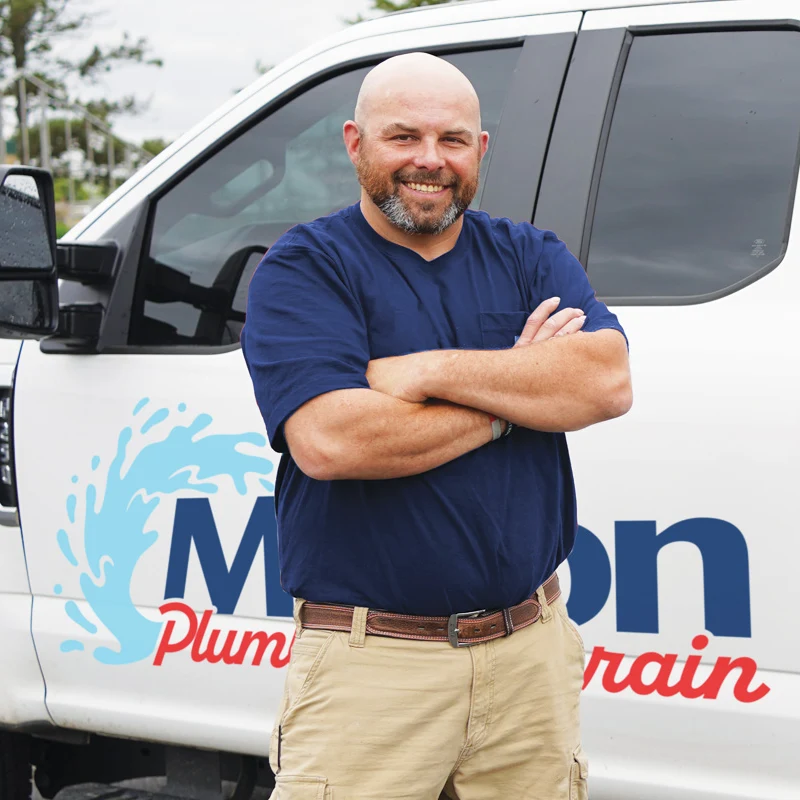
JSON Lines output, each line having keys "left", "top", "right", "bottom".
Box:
{"left": 366, "top": 298, "right": 586, "bottom": 401}
{"left": 513, "top": 297, "right": 586, "bottom": 347}
{"left": 365, "top": 352, "right": 431, "bottom": 403}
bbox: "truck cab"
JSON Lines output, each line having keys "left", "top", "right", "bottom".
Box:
{"left": 1, "top": 1, "right": 799, "bottom": 798}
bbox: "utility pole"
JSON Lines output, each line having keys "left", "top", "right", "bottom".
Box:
{"left": 0, "top": 97, "right": 6, "bottom": 164}
{"left": 19, "top": 78, "right": 29, "bottom": 164}
{"left": 107, "top": 133, "right": 115, "bottom": 192}
{"left": 39, "top": 91, "right": 51, "bottom": 171}
{"left": 65, "top": 113, "right": 75, "bottom": 206}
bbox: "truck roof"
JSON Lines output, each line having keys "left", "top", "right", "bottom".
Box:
{"left": 345, "top": 0, "right": 720, "bottom": 39}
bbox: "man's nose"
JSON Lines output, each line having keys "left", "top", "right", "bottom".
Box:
{"left": 413, "top": 138, "right": 446, "bottom": 172}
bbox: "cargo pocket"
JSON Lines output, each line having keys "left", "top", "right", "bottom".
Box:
{"left": 273, "top": 774, "right": 331, "bottom": 799}
{"left": 569, "top": 746, "right": 588, "bottom": 800}
{"left": 281, "top": 630, "right": 336, "bottom": 723}
{"left": 479, "top": 311, "right": 529, "bottom": 349}
{"left": 269, "top": 630, "right": 336, "bottom": 777}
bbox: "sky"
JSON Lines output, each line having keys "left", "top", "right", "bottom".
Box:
{"left": 61, "top": 0, "right": 376, "bottom": 145}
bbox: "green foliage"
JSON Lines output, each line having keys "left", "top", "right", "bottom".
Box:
{"left": 19, "top": 115, "right": 127, "bottom": 164}
{"left": 370, "top": 0, "right": 461, "bottom": 10}
{"left": 53, "top": 175, "right": 89, "bottom": 201}
{"left": 348, "top": 0, "right": 465, "bottom": 22}
{"left": 142, "top": 138, "right": 170, "bottom": 157}
{"left": 0, "top": 0, "right": 161, "bottom": 129}
{"left": 56, "top": 220, "right": 70, "bottom": 238}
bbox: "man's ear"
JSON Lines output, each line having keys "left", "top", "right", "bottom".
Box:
{"left": 479, "top": 131, "right": 490, "bottom": 160}
{"left": 343, "top": 120, "right": 361, "bottom": 167}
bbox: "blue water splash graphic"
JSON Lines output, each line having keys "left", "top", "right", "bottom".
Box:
{"left": 65, "top": 600, "right": 98, "bottom": 634}
{"left": 133, "top": 398, "right": 150, "bottom": 416}
{"left": 58, "top": 400, "right": 275, "bottom": 664}
{"left": 57, "top": 529, "right": 78, "bottom": 566}
{"left": 91, "top": 456, "right": 100, "bottom": 470}
{"left": 141, "top": 408, "right": 169, "bottom": 434}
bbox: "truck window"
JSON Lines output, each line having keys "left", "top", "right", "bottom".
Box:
{"left": 586, "top": 30, "right": 800, "bottom": 302}
{"left": 130, "top": 47, "right": 521, "bottom": 346}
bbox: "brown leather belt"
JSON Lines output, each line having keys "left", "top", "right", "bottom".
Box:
{"left": 300, "top": 573, "right": 561, "bottom": 648}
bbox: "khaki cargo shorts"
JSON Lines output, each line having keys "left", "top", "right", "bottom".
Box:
{"left": 269, "top": 589, "right": 587, "bottom": 800}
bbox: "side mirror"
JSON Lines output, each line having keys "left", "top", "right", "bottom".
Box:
{"left": 0, "top": 166, "right": 59, "bottom": 338}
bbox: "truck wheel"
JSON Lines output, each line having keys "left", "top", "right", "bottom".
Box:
{"left": 0, "top": 732, "right": 32, "bottom": 800}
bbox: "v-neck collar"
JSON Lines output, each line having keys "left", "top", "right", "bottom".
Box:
{"left": 350, "top": 202, "right": 469, "bottom": 267}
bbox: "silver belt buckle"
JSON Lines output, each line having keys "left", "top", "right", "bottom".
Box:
{"left": 447, "top": 609, "right": 487, "bottom": 648}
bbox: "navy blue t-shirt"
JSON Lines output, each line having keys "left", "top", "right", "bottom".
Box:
{"left": 241, "top": 203, "right": 625, "bottom": 615}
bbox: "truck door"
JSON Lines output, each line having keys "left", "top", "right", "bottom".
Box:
{"left": 535, "top": 1, "right": 800, "bottom": 797}
{"left": 11, "top": 12, "right": 580, "bottom": 755}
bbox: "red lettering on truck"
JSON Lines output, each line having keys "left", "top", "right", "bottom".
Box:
{"left": 583, "top": 635, "right": 770, "bottom": 702}
{"left": 154, "top": 602, "right": 293, "bottom": 668}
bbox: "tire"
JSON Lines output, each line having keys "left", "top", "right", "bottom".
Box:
{"left": 0, "top": 732, "right": 32, "bottom": 800}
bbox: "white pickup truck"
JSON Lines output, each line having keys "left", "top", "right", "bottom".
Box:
{"left": 1, "top": 1, "right": 799, "bottom": 798}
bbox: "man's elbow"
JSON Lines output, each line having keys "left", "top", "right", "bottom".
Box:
{"left": 289, "top": 432, "right": 350, "bottom": 481}
{"left": 600, "top": 369, "right": 633, "bottom": 421}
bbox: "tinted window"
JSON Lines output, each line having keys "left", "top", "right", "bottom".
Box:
{"left": 132, "top": 47, "right": 521, "bottom": 346}
{"left": 587, "top": 31, "right": 800, "bottom": 301}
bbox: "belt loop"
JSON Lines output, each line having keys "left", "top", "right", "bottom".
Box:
{"left": 293, "top": 597, "right": 306, "bottom": 638}
{"left": 349, "top": 606, "right": 368, "bottom": 648}
{"left": 536, "top": 586, "right": 553, "bottom": 624}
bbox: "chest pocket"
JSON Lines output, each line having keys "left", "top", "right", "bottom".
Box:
{"left": 480, "top": 311, "right": 529, "bottom": 350}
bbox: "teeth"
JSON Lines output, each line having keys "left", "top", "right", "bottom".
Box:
{"left": 406, "top": 182, "right": 445, "bottom": 193}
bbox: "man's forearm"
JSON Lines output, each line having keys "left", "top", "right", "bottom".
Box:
{"left": 285, "top": 389, "right": 496, "bottom": 481}
{"left": 421, "top": 329, "right": 632, "bottom": 432}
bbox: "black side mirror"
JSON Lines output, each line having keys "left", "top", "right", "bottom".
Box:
{"left": 0, "top": 166, "right": 59, "bottom": 338}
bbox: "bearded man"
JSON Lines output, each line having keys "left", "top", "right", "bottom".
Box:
{"left": 242, "top": 52, "right": 632, "bottom": 800}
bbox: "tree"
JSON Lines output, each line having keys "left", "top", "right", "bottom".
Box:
{"left": 348, "top": 0, "right": 466, "bottom": 23}
{"left": 17, "top": 114, "right": 146, "bottom": 193}
{"left": 142, "top": 138, "right": 169, "bottom": 157}
{"left": 368, "top": 0, "right": 462, "bottom": 10}
{"left": 0, "top": 1, "right": 161, "bottom": 134}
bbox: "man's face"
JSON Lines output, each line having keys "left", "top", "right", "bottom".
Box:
{"left": 354, "top": 99, "right": 487, "bottom": 235}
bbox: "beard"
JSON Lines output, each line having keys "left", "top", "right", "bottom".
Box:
{"left": 356, "top": 150, "right": 480, "bottom": 235}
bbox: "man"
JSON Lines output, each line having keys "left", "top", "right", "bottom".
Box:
{"left": 242, "top": 52, "right": 632, "bottom": 800}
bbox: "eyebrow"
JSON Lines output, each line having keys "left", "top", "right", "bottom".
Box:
{"left": 380, "top": 123, "right": 474, "bottom": 142}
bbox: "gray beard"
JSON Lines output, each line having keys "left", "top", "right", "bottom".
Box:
{"left": 377, "top": 193, "right": 465, "bottom": 235}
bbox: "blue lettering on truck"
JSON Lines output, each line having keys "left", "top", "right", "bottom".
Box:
{"left": 165, "top": 497, "right": 292, "bottom": 617}
{"left": 52, "top": 397, "right": 756, "bottom": 691}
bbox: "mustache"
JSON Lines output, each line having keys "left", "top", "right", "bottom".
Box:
{"left": 394, "top": 171, "right": 458, "bottom": 187}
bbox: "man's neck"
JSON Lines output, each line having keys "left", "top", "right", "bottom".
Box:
{"left": 359, "top": 195, "right": 463, "bottom": 262}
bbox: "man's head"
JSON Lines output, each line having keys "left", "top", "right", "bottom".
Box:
{"left": 343, "top": 53, "right": 489, "bottom": 236}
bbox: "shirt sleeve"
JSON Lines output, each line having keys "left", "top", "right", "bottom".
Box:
{"left": 241, "top": 243, "right": 370, "bottom": 453}
{"left": 531, "top": 229, "right": 628, "bottom": 345}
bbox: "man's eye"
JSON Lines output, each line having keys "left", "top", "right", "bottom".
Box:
{"left": 393, "top": 135, "right": 415, "bottom": 141}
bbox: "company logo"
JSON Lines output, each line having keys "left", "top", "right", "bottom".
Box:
{"left": 54, "top": 401, "right": 770, "bottom": 702}
{"left": 56, "top": 398, "right": 275, "bottom": 665}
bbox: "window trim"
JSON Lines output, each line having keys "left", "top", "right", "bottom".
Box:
{"left": 125, "top": 39, "right": 528, "bottom": 353}
{"left": 533, "top": 27, "right": 629, "bottom": 259}
{"left": 542, "top": 20, "right": 800, "bottom": 307}
{"left": 479, "top": 32, "right": 576, "bottom": 222}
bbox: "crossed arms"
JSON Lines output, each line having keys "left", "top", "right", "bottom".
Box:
{"left": 285, "top": 297, "right": 632, "bottom": 481}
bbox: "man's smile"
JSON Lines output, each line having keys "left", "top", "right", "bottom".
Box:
{"left": 401, "top": 181, "right": 451, "bottom": 197}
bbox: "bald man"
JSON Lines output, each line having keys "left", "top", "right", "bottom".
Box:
{"left": 242, "top": 53, "right": 631, "bottom": 799}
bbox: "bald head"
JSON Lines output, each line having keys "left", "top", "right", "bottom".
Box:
{"left": 344, "top": 52, "right": 489, "bottom": 238}
{"left": 354, "top": 53, "right": 481, "bottom": 133}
